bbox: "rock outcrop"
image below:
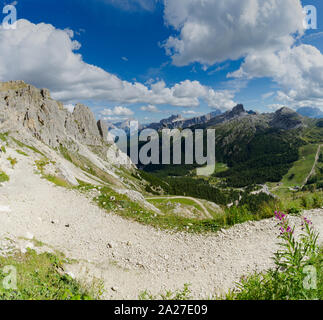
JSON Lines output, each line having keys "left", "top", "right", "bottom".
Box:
{"left": 72, "top": 104, "right": 102, "bottom": 146}
{"left": 97, "top": 119, "right": 109, "bottom": 142}
{"left": 270, "top": 107, "right": 304, "bottom": 130}
{"left": 0, "top": 81, "right": 107, "bottom": 148}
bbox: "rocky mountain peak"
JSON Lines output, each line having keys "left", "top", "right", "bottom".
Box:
{"left": 0, "top": 81, "right": 107, "bottom": 148}
{"left": 72, "top": 103, "right": 103, "bottom": 146}
{"left": 220, "top": 104, "right": 248, "bottom": 122}
{"left": 0, "top": 80, "right": 28, "bottom": 91}
{"left": 160, "top": 114, "right": 184, "bottom": 125}
{"left": 271, "top": 107, "right": 304, "bottom": 130}
{"left": 275, "top": 107, "right": 296, "bottom": 115}
{"left": 231, "top": 104, "right": 245, "bottom": 115}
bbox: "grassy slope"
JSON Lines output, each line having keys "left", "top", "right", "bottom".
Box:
{"left": 148, "top": 198, "right": 204, "bottom": 213}
{"left": 281, "top": 144, "right": 319, "bottom": 187}
{"left": 212, "top": 162, "right": 229, "bottom": 175}
{"left": 147, "top": 197, "right": 223, "bottom": 219}
{"left": 0, "top": 250, "right": 99, "bottom": 300}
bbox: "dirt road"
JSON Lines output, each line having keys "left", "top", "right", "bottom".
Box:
{"left": 303, "top": 144, "right": 322, "bottom": 187}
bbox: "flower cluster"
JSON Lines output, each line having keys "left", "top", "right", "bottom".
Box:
{"left": 280, "top": 226, "right": 293, "bottom": 235}
{"left": 275, "top": 211, "right": 293, "bottom": 235}
{"left": 301, "top": 217, "right": 313, "bottom": 231}
{"left": 271, "top": 211, "right": 319, "bottom": 300}
{"left": 275, "top": 211, "right": 286, "bottom": 222}
{"left": 303, "top": 217, "right": 313, "bottom": 225}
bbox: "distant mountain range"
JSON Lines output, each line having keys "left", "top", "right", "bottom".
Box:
{"left": 296, "top": 107, "right": 323, "bottom": 119}
{"left": 105, "top": 105, "right": 322, "bottom": 140}
{"left": 147, "top": 104, "right": 305, "bottom": 132}
{"left": 106, "top": 110, "right": 223, "bottom": 133}
{"left": 141, "top": 105, "right": 264, "bottom": 131}
{"left": 142, "top": 103, "right": 323, "bottom": 187}
{"left": 145, "top": 110, "right": 222, "bottom": 131}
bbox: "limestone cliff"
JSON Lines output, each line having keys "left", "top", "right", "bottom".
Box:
{"left": 0, "top": 81, "right": 107, "bottom": 148}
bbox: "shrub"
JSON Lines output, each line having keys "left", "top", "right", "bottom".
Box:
{"left": 139, "top": 284, "right": 192, "bottom": 300}
{"left": 312, "top": 195, "right": 323, "bottom": 209}
{"left": 287, "top": 207, "right": 302, "bottom": 216}
{"left": 35, "top": 158, "right": 50, "bottom": 173}
{"left": 300, "top": 196, "right": 311, "bottom": 209}
{"left": 0, "top": 132, "right": 8, "bottom": 142}
{"left": 0, "top": 171, "right": 9, "bottom": 183}
{"left": 7, "top": 157, "right": 17, "bottom": 169}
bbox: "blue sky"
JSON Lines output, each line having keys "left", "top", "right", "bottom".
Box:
{"left": 1, "top": 0, "right": 323, "bottom": 123}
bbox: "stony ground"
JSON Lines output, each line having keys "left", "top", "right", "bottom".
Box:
{"left": 1, "top": 148, "right": 323, "bottom": 299}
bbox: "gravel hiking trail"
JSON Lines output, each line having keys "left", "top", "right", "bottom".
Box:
{"left": 1, "top": 150, "right": 323, "bottom": 299}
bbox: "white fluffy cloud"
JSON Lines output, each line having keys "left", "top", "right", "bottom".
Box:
{"left": 140, "top": 105, "right": 160, "bottom": 112}
{"left": 0, "top": 19, "right": 235, "bottom": 110}
{"left": 230, "top": 44, "right": 323, "bottom": 108}
{"left": 101, "top": 106, "right": 134, "bottom": 116}
{"left": 163, "top": 0, "right": 305, "bottom": 66}
{"left": 163, "top": 0, "right": 323, "bottom": 108}
{"left": 262, "top": 92, "right": 275, "bottom": 100}
{"left": 204, "top": 90, "right": 236, "bottom": 110}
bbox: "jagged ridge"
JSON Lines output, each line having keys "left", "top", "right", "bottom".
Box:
{"left": 0, "top": 81, "right": 111, "bottom": 149}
